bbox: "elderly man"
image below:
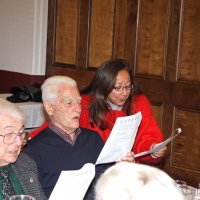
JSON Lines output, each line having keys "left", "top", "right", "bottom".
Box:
{"left": 23, "top": 76, "right": 134, "bottom": 199}
{"left": 0, "top": 98, "right": 46, "bottom": 200}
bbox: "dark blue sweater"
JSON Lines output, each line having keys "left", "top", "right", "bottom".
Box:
{"left": 23, "top": 127, "right": 109, "bottom": 199}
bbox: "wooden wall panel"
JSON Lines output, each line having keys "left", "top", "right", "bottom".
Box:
{"left": 113, "top": 0, "right": 127, "bottom": 58}
{"left": 172, "top": 109, "right": 200, "bottom": 171}
{"left": 55, "top": 0, "right": 78, "bottom": 64}
{"left": 136, "top": 0, "right": 168, "bottom": 76}
{"left": 179, "top": 0, "right": 200, "bottom": 82}
{"left": 166, "top": 0, "right": 182, "bottom": 83}
{"left": 169, "top": 108, "right": 200, "bottom": 185}
{"left": 124, "top": 0, "right": 138, "bottom": 68}
{"left": 89, "top": 0, "right": 115, "bottom": 68}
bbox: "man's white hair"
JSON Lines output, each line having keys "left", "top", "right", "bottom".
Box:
{"left": 41, "top": 75, "right": 77, "bottom": 102}
{"left": 95, "top": 162, "right": 184, "bottom": 200}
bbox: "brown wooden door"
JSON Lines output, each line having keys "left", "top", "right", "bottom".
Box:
{"left": 130, "top": 0, "right": 200, "bottom": 187}
{"left": 46, "top": 0, "right": 200, "bottom": 187}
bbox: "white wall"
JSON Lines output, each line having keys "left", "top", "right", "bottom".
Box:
{"left": 0, "top": 0, "right": 48, "bottom": 75}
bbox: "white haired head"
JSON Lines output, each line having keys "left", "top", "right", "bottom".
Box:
{"left": 41, "top": 75, "right": 77, "bottom": 103}
{"left": 0, "top": 98, "right": 25, "bottom": 125}
{"left": 95, "top": 162, "right": 183, "bottom": 200}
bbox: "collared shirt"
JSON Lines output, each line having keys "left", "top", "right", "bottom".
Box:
{"left": 49, "top": 122, "right": 81, "bottom": 145}
{"left": 107, "top": 99, "right": 123, "bottom": 111}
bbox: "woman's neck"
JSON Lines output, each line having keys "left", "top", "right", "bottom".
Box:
{"left": 107, "top": 99, "right": 123, "bottom": 111}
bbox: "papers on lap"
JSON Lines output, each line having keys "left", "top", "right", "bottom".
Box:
{"left": 49, "top": 112, "right": 142, "bottom": 200}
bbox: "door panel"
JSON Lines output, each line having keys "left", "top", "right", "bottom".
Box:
{"left": 55, "top": 0, "right": 78, "bottom": 64}
{"left": 179, "top": 0, "right": 200, "bottom": 82}
{"left": 89, "top": 0, "right": 115, "bottom": 67}
{"left": 137, "top": 0, "right": 168, "bottom": 76}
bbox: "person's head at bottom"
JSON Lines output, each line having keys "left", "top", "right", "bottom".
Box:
{"left": 95, "top": 162, "right": 184, "bottom": 200}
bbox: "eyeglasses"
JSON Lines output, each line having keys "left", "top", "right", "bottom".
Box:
{"left": 113, "top": 85, "right": 133, "bottom": 92}
{"left": 0, "top": 132, "right": 28, "bottom": 145}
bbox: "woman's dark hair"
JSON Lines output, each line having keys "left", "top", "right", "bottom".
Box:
{"left": 81, "top": 58, "right": 141, "bottom": 130}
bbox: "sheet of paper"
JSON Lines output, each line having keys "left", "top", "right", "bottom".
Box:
{"left": 49, "top": 163, "right": 95, "bottom": 200}
{"left": 95, "top": 112, "right": 142, "bottom": 165}
{"left": 134, "top": 128, "right": 182, "bottom": 158}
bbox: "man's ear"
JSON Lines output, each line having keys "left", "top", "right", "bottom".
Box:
{"left": 43, "top": 102, "right": 54, "bottom": 116}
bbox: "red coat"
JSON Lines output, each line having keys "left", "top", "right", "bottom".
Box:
{"left": 80, "top": 94, "right": 163, "bottom": 163}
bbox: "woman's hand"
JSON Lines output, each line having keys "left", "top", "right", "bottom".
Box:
{"left": 120, "top": 151, "right": 135, "bottom": 162}
{"left": 151, "top": 144, "right": 167, "bottom": 158}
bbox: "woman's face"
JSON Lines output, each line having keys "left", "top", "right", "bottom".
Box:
{"left": 107, "top": 70, "right": 132, "bottom": 107}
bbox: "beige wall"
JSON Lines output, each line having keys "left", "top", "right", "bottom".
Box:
{"left": 0, "top": 0, "right": 48, "bottom": 75}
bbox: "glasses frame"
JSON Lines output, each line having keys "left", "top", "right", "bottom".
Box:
{"left": 113, "top": 84, "right": 133, "bottom": 92}
{"left": 0, "top": 132, "right": 28, "bottom": 145}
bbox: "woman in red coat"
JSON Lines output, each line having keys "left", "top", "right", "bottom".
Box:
{"left": 80, "top": 59, "right": 166, "bottom": 163}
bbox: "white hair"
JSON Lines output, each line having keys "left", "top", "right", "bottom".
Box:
{"left": 0, "top": 98, "right": 25, "bottom": 124}
{"left": 41, "top": 75, "right": 77, "bottom": 102}
{"left": 95, "top": 162, "right": 184, "bottom": 200}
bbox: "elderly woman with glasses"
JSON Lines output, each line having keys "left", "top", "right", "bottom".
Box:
{"left": 0, "top": 98, "right": 47, "bottom": 200}
{"left": 80, "top": 59, "right": 166, "bottom": 163}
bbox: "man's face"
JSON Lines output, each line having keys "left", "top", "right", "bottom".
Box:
{"left": 0, "top": 114, "right": 24, "bottom": 166}
{"left": 45, "top": 84, "right": 82, "bottom": 135}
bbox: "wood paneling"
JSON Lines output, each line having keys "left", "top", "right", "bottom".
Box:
{"left": 113, "top": 0, "right": 127, "bottom": 58}
{"left": 55, "top": 0, "right": 78, "bottom": 64}
{"left": 124, "top": 0, "right": 138, "bottom": 68}
{"left": 46, "top": 0, "right": 200, "bottom": 187}
{"left": 179, "top": 0, "right": 200, "bottom": 82}
{"left": 168, "top": 108, "right": 200, "bottom": 186}
{"left": 136, "top": 0, "right": 168, "bottom": 76}
{"left": 89, "top": 0, "right": 115, "bottom": 68}
{"left": 127, "top": 0, "right": 200, "bottom": 186}
{"left": 172, "top": 109, "right": 200, "bottom": 172}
